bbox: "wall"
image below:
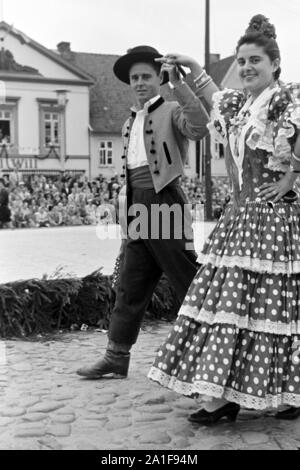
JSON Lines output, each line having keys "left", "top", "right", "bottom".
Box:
{"left": 90, "top": 133, "right": 123, "bottom": 179}
{"left": 3, "top": 81, "right": 89, "bottom": 154}
{"left": 1, "top": 33, "right": 79, "bottom": 80}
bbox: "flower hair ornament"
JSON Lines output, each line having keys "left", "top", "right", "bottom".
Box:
{"left": 245, "top": 14, "right": 277, "bottom": 39}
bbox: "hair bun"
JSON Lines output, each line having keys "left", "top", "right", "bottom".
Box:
{"left": 246, "top": 14, "right": 277, "bottom": 40}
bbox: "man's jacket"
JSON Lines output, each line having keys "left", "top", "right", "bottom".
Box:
{"left": 120, "top": 82, "right": 209, "bottom": 193}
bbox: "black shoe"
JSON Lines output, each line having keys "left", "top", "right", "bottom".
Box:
{"left": 275, "top": 407, "right": 300, "bottom": 420}
{"left": 76, "top": 350, "right": 130, "bottom": 379}
{"left": 188, "top": 402, "right": 240, "bottom": 425}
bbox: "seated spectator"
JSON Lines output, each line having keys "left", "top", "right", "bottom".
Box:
{"left": 68, "top": 187, "right": 81, "bottom": 205}
{"left": 56, "top": 202, "right": 68, "bottom": 225}
{"left": 48, "top": 206, "right": 64, "bottom": 226}
{"left": 78, "top": 200, "right": 87, "bottom": 221}
{"left": 96, "top": 197, "right": 115, "bottom": 225}
{"left": 84, "top": 199, "right": 97, "bottom": 225}
{"left": 20, "top": 201, "right": 33, "bottom": 228}
{"left": 35, "top": 206, "right": 50, "bottom": 228}
{"left": 65, "top": 203, "right": 83, "bottom": 226}
{"left": 10, "top": 200, "right": 24, "bottom": 228}
{"left": 3, "top": 173, "right": 231, "bottom": 229}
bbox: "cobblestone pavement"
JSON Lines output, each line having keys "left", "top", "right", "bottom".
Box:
{"left": 1, "top": 324, "right": 300, "bottom": 451}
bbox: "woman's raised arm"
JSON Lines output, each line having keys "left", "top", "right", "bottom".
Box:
{"left": 156, "top": 53, "right": 219, "bottom": 109}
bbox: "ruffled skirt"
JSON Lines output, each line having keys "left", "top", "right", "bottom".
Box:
{"left": 148, "top": 201, "right": 300, "bottom": 410}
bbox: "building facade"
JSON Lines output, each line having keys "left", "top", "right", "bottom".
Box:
{"left": 0, "top": 22, "right": 93, "bottom": 177}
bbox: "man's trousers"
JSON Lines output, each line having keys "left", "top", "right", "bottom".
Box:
{"left": 109, "top": 184, "right": 199, "bottom": 345}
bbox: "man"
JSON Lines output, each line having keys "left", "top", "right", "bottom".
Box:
{"left": 77, "top": 45, "right": 209, "bottom": 379}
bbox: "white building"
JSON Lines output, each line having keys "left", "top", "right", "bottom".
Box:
{"left": 0, "top": 22, "right": 93, "bottom": 177}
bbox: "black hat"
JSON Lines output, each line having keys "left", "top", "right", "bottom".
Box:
{"left": 113, "top": 45, "right": 163, "bottom": 84}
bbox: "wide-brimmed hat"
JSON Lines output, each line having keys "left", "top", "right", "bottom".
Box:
{"left": 113, "top": 45, "right": 163, "bottom": 84}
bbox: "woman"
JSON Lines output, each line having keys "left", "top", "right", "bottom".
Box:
{"left": 148, "top": 14, "right": 300, "bottom": 424}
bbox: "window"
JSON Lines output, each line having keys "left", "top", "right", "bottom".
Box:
{"left": 0, "top": 102, "right": 17, "bottom": 145}
{"left": 38, "top": 100, "right": 65, "bottom": 156}
{"left": 99, "top": 141, "right": 113, "bottom": 166}
{"left": 0, "top": 97, "right": 19, "bottom": 147}
{"left": 0, "top": 110, "right": 11, "bottom": 143}
{"left": 43, "top": 112, "right": 59, "bottom": 146}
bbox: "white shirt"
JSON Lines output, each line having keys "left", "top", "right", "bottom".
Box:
{"left": 127, "top": 95, "right": 160, "bottom": 170}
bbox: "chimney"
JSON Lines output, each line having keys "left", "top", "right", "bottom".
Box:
{"left": 209, "top": 53, "right": 220, "bottom": 65}
{"left": 57, "top": 42, "right": 74, "bottom": 61}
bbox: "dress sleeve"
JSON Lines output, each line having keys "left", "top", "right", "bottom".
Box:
{"left": 207, "top": 89, "right": 245, "bottom": 146}
{"left": 268, "top": 83, "right": 300, "bottom": 172}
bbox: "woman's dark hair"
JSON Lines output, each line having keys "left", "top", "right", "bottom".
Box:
{"left": 236, "top": 14, "right": 281, "bottom": 80}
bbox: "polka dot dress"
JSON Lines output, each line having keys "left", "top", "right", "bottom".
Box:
{"left": 148, "top": 85, "right": 300, "bottom": 410}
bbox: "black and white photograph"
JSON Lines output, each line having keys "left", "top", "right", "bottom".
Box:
{"left": 1, "top": 0, "right": 300, "bottom": 454}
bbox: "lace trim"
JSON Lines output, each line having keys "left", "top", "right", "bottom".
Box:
{"left": 196, "top": 252, "right": 300, "bottom": 275}
{"left": 245, "top": 107, "right": 275, "bottom": 156}
{"left": 267, "top": 160, "right": 290, "bottom": 173}
{"left": 148, "top": 367, "right": 300, "bottom": 410}
{"left": 208, "top": 89, "right": 244, "bottom": 149}
{"left": 269, "top": 104, "right": 300, "bottom": 172}
{"left": 209, "top": 84, "right": 300, "bottom": 174}
{"left": 178, "top": 306, "right": 300, "bottom": 336}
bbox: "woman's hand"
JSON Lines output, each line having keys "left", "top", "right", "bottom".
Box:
{"left": 156, "top": 53, "right": 197, "bottom": 68}
{"left": 155, "top": 53, "right": 202, "bottom": 77}
{"left": 257, "top": 171, "right": 297, "bottom": 202}
{"left": 159, "top": 62, "right": 182, "bottom": 86}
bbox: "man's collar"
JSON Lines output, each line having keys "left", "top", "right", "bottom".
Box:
{"left": 130, "top": 95, "right": 164, "bottom": 116}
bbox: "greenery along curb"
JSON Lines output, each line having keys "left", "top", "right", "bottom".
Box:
{"left": 0, "top": 269, "right": 179, "bottom": 338}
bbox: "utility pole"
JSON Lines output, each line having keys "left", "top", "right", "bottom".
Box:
{"left": 0, "top": 0, "right": 4, "bottom": 22}
{"left": 204, "top": 0, "right": 213, "bottom": 220}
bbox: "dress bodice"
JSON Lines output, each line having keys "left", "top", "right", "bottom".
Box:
{"left": 225, "top": 145, "right": 284, "bottom": 206}
{"left": 209, "top": 83, "right": 300, "bottom": 207}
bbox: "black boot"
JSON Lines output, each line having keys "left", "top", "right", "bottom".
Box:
{"left": 188, "top": 402, "right": 240, "bottom": 425}
{"left": 275, "top": 407, "right": 300, "bottom": 420}
{"left": 76, "top": 341, "right": 130, "bottom": 379}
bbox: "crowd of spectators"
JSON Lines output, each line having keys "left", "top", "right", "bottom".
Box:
{"left": 0, "top": 171, "right": 122, "bottom": 229}
{"left": 0, "top": 171, "right": 231, "bottom": 229}
{"left": 181, "top": 176, "right": 231, "bottom": 219}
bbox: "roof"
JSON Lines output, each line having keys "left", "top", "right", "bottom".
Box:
{"left": 1, "top": 21, "right": 237, "bottom": 132}
{"left": 70, "top": 52, "right": 236, "bottom": 133}
{"left": 209, "top": 55, "right": 235, "bottom": 87}
{"left": 0, "top": 21, "right": 93, "bottom": 84}
{"left": 70, "top": 52, "right": 135, "bottom": 133}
